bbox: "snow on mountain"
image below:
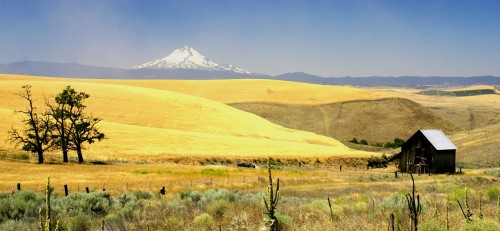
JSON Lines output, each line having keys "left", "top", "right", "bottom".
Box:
{"left": 131, "top": 46, "right": 252, "bottom": 74}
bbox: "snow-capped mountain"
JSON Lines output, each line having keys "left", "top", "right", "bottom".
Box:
{"left": 131, "top": 46, "right": 252, "bottom": 74}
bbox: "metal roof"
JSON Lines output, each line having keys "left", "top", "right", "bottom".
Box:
{"left": 420, "top": 130, "right": 457, "bottom": 150}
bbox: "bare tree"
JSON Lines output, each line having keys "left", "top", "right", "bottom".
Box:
{"left": 9, "top": 85, "right": 53, "bottom": 164}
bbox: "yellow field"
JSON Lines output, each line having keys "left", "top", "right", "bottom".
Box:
{"left": 95, "top": 78, "right": 392, "bottom": 105}
{"left": 0, "top": 74, "right": 377, "bottom": 162}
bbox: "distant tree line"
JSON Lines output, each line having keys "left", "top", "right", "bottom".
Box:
{"left": 349, "top": 137, "right": 405, "bottom": 148}
{"left": 8, "top": 85, "right": 105, "bottom": 164}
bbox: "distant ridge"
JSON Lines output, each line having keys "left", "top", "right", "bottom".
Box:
{"left": 0, "top": 61, "right": 498, "bottom": 86}
{"left": 275, "top": 72, "right": 500, "bottom": 86}
{"left": 0, "top": 61, "right": 268, "bottom": 79}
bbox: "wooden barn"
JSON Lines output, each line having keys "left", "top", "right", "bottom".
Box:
{"left": 391, "top": 130, "right": 456, "bottom": 174}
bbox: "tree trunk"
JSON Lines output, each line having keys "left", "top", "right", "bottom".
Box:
{"left": 37, "top": 149, "right": 44, "bottom": 164}
{"left": 62, "top": 149, "right": 68, "bottom": 163}
{"left": 76, "top": 145, "right": 84, "bottom": 163}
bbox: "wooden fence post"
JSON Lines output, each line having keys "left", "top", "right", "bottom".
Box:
{"left": 64, "top": 185, "right": 69, "bottom": 196}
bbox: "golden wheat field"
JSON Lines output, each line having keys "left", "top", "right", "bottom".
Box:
{"left": 96, "top": 78, "right": 393, "bottom": 105}
{"left": 0, "top": 74, "right": 379, "bottom": 162}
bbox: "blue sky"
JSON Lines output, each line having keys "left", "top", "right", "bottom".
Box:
{"left": 1, "top": 0, "right": 499, "bottom": 76}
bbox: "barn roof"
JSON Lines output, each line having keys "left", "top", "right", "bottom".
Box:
{"left": 420, "top": 130, "right": 457, "bottom": 150}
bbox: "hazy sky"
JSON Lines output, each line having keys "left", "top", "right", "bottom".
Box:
{"left": 1, "top": 0, "right": 499, "bottom": 77}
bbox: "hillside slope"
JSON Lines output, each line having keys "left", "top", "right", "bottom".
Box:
{"left": 103, "top": 79, "right": 461, "bottom": 143}
{"left": 0, "top": 74, "right": 371, "bottom": 161}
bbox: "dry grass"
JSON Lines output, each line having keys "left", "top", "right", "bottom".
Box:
{"left": 369, "top": 86, "right": 500, "bottom": 164}
{"left": 0, "top": 74, "right": 377, "bottom": 162}
{"left": 230, "top": 98, "right": 461, "bottom": 144}
{"left": 94, "top": 78, "right": 393, "bottom": 105}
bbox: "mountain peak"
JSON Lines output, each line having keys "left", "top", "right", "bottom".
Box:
{"left": 131, "top": 46, "right": 252, "bottom": 74}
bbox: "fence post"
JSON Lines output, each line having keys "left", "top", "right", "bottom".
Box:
{"left": 64, "top": 185, "right": 69, "bottom": 196}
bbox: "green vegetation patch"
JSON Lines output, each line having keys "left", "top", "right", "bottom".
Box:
{"left": 130, "top": 169, "right": 174, "bottom": 175}
{"left": 419, "top": 89, "right": 497, "bottom": 97}
{"left": 201, "top": 168, "right": 230, "bottom": 177}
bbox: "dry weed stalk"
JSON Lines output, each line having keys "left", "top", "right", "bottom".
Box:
{"left": 457, "top": 187, "right": 473, "bottom": 222}
{"left": 478, "top": 192, "right": 483, "bottom": 219}
{"left": 497, "top": 196, "right": 500, "bottom": 222}
{"left": 406, "top": 173, "right": 421, "bottom": 231}
{"left": 327, "top": 196, "right": 334, "bottom": 223}
{"left": 39, "top": 176, "right": 60, "bottom": 231}
{"left": 446, "top": 202, "right": 449, "bottom": 231}
{"left": 263, "top": 157, "right": 280, "bottom": 231}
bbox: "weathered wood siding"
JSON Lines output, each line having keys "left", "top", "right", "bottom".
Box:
{"left": 397, "top": 131, "right": 456, "bottom": 174}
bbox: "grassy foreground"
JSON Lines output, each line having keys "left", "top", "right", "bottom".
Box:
{"left": 0, "top": 159, "right": 499, "bottom": 230}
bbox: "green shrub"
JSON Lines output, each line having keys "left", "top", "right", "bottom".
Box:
{"left": 449, "top": 188, "right": 467, "bottom": 203}
{"left": 0, "top": 190, "right": 43, "bottom": 222}
{"left": 354, "top": 201, "right": 368, "bottom": 213}
{"left": 12, "top": 153, "right": 30, "bottom": 160}
{"left": 420, "top": 220, "right": 445, "bottom": 231}
{"left": 309, "top": 199, "right": 329, "bottom": 212}
{"left": 275, "top": 212, "right": 293, "bottom": 230}
{"left": 459, "top": 219, "right": 500, "bottom": 231}
{"left": 115, "top": 192, "right": 138, "bottom": 220}
{"left": 193, "top": 213, "right": 213, "bottom": 230}
{"left": 180, "top": 190, "right": 201, "bottom": 202}
{"left": 202, "top": 188, "right": 240, "bottom": 203}
{"left": 486, "top": 187, "right": 500, "bottom": 201}
{"left": 55, "top": 191, "right": 112, "bottom": 216}
{"left": 67, "top": 214, "right": 92, "bottom": 231}
{"left": 133, "top": 191, "right": 153, "bottom": 200}
{"left": 1, "top": 220, "right": 30, "bottom": 231}
{"left": 381, "top": 191, "right": 407, "bottom": 212}
{"left": 165, "top": 216, "right": 185, "bottom": 230}
{"left": 208, "top": 199, "right": 229, "bottom": 220}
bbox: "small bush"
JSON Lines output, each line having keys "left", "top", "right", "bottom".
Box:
{"left": 486, "top": 187, "right": 500, "bottom": 201}
{"left": 275, "top": 212, "right": 293, "bottom": 230}
{"left": 208, "top": 199, "right": 229, "bottom": 220}
{"left": 180, "top": 190, "right": 201, "bottom": 202}
{"left": 202, "top": 188, "right": 240, "bottom": 203}
{"left": 459, "top": 219, "right": 500, "bottom": 231}
{"left": 67, "top": 214, "right": 92, "bottom": 231}
{"left": 133, "top": 191, "right": 153, "bottom": 200}
{"left": 12, "top": 153, "right": 30, "bottom": 160}
{"left": 381, "top": 191, "right": 407, "bottom": 212}
{"left": 1, "top": 220, "right": 30, "bottom": 231}
{"left": 165, "top": 216, "right": 185, "bottom": 230}
{"left": 420, "top": 220, "right": 445, "bottom": 231}
{"left": 0, "top": 190, "right": 43, "bottom": 222}
{"left": 309, "top": 199, "right": 329, "bottom": 212}
{"left": 55, "top": 191, "right": 112, "bottom": 216}
{"left": 193, "top": 213, "right": 213, "bottom": 230}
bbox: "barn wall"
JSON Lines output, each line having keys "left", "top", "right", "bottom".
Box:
{"left": 432, "top": 150, "right": 456, "bottom": 173}
{"left": 398, "top": 131, "right": 456, "bottom": 174}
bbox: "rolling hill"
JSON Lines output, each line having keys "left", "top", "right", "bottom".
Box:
{"left": 91, "top": 79, "right": 462, "bottom": 144}
{"left": 0, "top": 74, "right": 373, "bottom": 162}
